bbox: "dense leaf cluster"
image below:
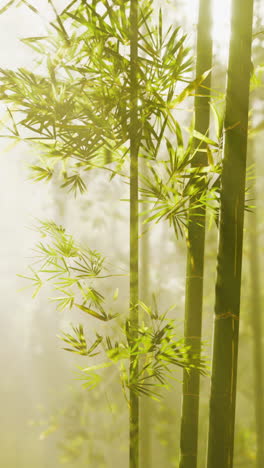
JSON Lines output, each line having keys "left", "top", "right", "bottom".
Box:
{"left": 0, "top": 0, "right": 193, "bottom": 192}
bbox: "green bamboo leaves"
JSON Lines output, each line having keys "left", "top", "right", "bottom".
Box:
{"left": 21, "top": 220, "right": 207, "bottom": 400}
{"left": 21, "top": 220, "right": 113, "bottom": 319}
{"left": 0, "top": 0, "right": 194, "bottom": 195}
{"left": 63, "top": 303, "right": 207, "bottom": 400}
{"left": 60, "top": 324, "right": 103, "bottom": 356}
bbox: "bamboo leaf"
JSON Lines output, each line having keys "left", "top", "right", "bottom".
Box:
{"left": 75, "top": 303, "right": 108, "bottom": 321}
{"left": 172, "top": 69, "right": 212, "bottom": 106}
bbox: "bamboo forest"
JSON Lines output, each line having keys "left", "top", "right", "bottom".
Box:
{"left": 1, "top": 0, "right": 264, "bottom": 467}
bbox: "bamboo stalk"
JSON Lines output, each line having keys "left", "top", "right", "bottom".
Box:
{"left": 207, "top": 1, "right": 254, "bottom": 467}
{"left": 248, "top": 140, "right": 264, "bottom": 468}
{"left": 129, "top": 0, "right": 139, "bottom": 467}
{"left": 179, "top": 1, "right": 212, "bottom": 467}
{"left": 139, "top": 159, "right": 152, "bottom": 468}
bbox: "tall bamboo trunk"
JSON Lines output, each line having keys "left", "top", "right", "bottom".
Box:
{"left": 139, "top": 160, "right": 151, "bottom": 468}
{"left": 207, "top": 1, "right": 254, "bottom": 467}
{"left": 179, "top": 1, "right": 212, "bottom": 467}
{"left": 248, "top": 141, "right": 264, "bottom": 468}
{"left": 129, "top": 0, "right": 139, "bottom": 467}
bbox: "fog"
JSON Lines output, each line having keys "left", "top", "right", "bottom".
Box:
{"left": 0, "top": 1, "right": 263, "bottom": 467}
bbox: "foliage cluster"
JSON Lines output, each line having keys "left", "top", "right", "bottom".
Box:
{"left": 21, "top": 220, "right": 207, "bottom": 401}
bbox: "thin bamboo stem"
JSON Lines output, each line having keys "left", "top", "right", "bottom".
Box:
{"left": 139, "top": 159, "right": 152, "bottom": 468}
{"left": 179, "top": 1, "right": 212, "bottom": 467}
{"left": 129, "top": 0, "right": 139, "bottom": 467}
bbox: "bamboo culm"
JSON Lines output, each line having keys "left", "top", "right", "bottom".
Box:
{"left": 139, "top": 159, "right": 152, "bottom": 468}
{"left": 207, "top": 1, "right": 254, "bottom": 467}
{"left": 179, "top": 1, "right": 213, "bottom": 467}
{"left": 248, "top": 140, "right": 264, "bottom": 468}
{"left": 129, "top": 1, "right": 139, "bottom": 467}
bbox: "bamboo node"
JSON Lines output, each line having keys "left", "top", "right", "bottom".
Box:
{"left": 185, "top": 336, "right": 201, "bottom": 340}
{"left": 180, "top": 452, "right": 197, "bottom": 457}
{"left": 215, "top": 312, "right": 239, "bottom": 321}
{"left": 186, "top": 275, "right": 203, "bottom": 279}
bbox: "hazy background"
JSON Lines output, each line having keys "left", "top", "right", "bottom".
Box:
{"left": 0, "top": 1, "right": 263, "bottom": 467}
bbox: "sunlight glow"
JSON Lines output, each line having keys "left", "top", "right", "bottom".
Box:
{"left": 212, "top": 0, "right": 231, "bottom": 62}
{"left": 189, "top": 0, "right": 231, "bottom": 63}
